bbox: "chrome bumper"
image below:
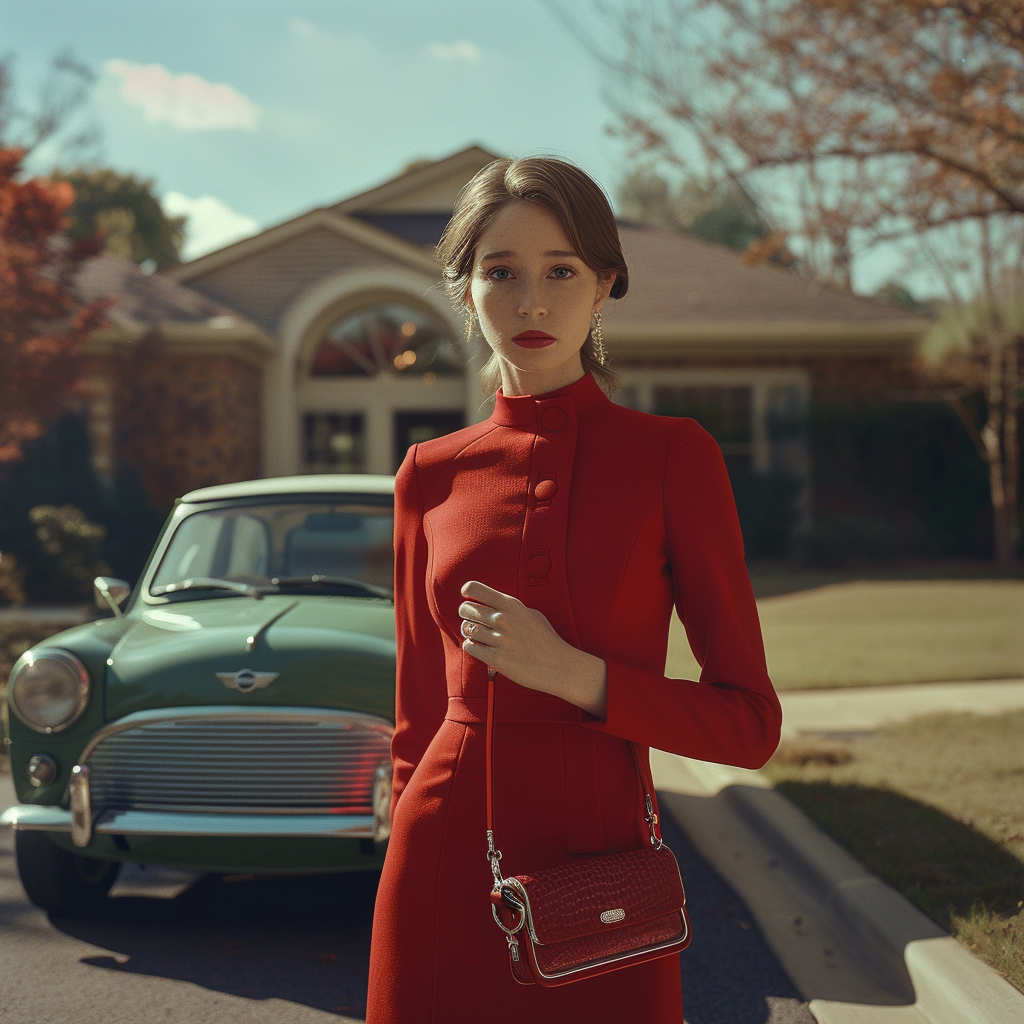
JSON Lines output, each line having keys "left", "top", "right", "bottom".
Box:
{"left": 1, "top": 804, "right": 376, "bottom": 840}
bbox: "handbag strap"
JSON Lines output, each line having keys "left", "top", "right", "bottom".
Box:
{"left": 484, "top": 667, "right": 664, "bottom": 891}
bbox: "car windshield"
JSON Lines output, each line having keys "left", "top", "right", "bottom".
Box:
{"left": 149, "top": 500, "right": 394, "bottom": 598}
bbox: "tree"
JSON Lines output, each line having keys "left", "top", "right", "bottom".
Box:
{"left": 920, "top": 270, "right": 1023, "bottom": 565}
{"left": 616, "top": 165, "right": 791, "bottom": 258}
{"left": 0, "top": 146, "right": 108, "bottom": 463}
{"left": 578, "top": 0, "right": 1024, "bottom": 561}
{"left": 0, "top": 49, "right": 99, "bottom": 161}
{"left": 579, "top": 0, "right": 1024, "bottom": 284}
{"left": 53, "top": 166, "right": 185, "bottom": 269}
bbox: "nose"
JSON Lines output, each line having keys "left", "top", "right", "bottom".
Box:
{"left": 517, "top": 287, "right": 547, "bottom": 319}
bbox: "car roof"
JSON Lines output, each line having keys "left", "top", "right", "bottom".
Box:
{"left": 180, "top": 474, "right": 396, "bottom": 503}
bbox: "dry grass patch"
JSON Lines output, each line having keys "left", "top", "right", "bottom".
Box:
{"left": 763, "top": 709, "right": 1024, "bottom": 993}
{"left": 666, "top": 579, "right": 1024, "bottom": 689}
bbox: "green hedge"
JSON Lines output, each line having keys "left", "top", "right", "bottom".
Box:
{"left": 806, "top": 400, "right": 994, "bottom": 559}
{"left": 0, "top": 415, "right": 167, "bottom": 601}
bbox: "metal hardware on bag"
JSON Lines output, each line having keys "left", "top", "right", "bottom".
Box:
{"left": 486, "top": 828, "right": 504, "bottom": 887}
{"left": 483, "top": 660, "right": 690, "bottom": 983}
{"left": 645, "top": 793, "right": 664, "bottom": 850}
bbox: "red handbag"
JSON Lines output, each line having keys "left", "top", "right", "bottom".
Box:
{"left": 484, "top": 669, "right": 692, "bottom": 986}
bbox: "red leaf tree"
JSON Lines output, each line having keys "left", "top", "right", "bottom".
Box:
{"left": 0, "top": 146, "right": 108, "bottom": 463}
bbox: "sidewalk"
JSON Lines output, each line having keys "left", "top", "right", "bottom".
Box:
{"left": 778, "top": 677, "right": 1024, "bottom": 737}
{"left": 654, "top": 678, "right": 1024, "bottom": 1024}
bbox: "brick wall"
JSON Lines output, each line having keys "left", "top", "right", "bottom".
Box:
{"left": 82, "top": 351, "right": 262, "bottom": 510}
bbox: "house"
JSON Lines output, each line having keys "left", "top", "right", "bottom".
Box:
{"left": 77, "top": 146, "right": 930, "bottom": 511}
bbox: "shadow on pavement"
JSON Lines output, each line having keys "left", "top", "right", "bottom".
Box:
{"left": 776, "top": 780, "right": 1024, "bottom": 928}
{"left": 659, "top": 807, "right": 816, "bottom": 1024}
{"left": 53, "top": 871, "right": 379, "bottom": 1018}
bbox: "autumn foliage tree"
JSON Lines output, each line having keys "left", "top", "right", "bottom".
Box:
{"left": 0, "top": 146, "right": 108, "bottom": 463}
{"left": 582, "top": 0, "right": 1024, "bottom": 562}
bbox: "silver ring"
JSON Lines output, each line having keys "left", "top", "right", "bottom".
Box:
{"left": 462, "top": 620, "right": 478, "bottom": 638}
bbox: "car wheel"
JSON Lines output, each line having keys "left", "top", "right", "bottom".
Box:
{"left": 15, "top": 831, "right": 120, "bottom": 916}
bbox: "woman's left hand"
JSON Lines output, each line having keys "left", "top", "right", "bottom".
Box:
{"left": 458, "top": 580, "right": 607, "bottom": 718}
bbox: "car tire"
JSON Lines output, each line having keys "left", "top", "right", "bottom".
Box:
{"left": 15, "top": 831, "right": 120, "bottom": 916}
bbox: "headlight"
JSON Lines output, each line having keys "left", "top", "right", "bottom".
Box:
{"left": 9, "top": 649, "right": 90, "bottom": 734}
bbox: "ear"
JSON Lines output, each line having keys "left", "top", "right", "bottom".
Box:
{"left": 593, "top": 272, "right": 616, "bottom": 313}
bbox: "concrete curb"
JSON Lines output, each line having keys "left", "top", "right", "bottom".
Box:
{"left": 650, "top": 753, "right": 1024, "bottom": 1024}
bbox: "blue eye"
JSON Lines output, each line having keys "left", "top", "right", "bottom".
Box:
{"left": 551, "top": 266, "right": 575, "bottom": 279}
{"left": 488, "top": 267, "right": 512, "bottom": 280}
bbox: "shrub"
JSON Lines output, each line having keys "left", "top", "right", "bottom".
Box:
{"left": 0, "top": 552, "right": 26, "bottom": 606}
{"left": 808, "top": 401, "right": 993, "bottom": 558}
{"left": 0, "top": 413, "right": 166, "bottom": 598}
{"left": 28, "top": 505, "right": 110, "bottom": 600}
{"left": 793, "top": 515, "right": 903, "bottom": 567}
{"left": 730, "top": 468, "right": 803, "bottom": 559}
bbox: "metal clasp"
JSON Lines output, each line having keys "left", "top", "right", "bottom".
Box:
{"left": 486, "top": 828, "right": 504, "bottom": 887}
{"left": 645, "top": 793, "right": 664, "bottom": 850}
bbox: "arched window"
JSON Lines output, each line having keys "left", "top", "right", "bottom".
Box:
{"left": 310, "top": 301, "right": 463, "bottom": 379}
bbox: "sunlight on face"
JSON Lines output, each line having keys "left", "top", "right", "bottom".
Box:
{"left": 467, "top": 200, "right": 613, "bottom": 395}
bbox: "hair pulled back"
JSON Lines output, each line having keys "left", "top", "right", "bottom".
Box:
{"left": 436, "top": 157, "right": 628, "bottom": 396}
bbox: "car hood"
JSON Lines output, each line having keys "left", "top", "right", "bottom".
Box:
{"left": 105, "top": 595, "right": 396, "bottom": 722}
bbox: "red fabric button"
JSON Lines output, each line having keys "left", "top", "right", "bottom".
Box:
{"left": 541, "top": 407, "right": 566, "bottom": 432}
{"left": 526, "top": 554, "right": 552, "bottom": 578}
{"left": 534, "top": 479, "right": 557, "bottom": 501}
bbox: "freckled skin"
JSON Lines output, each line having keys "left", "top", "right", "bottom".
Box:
{"left": 467, "top": 200, "right": 614, "bottom": 398}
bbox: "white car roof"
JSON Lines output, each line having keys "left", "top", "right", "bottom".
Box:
{"left": 181, "top": 474, "right": 396, "bottom": 503}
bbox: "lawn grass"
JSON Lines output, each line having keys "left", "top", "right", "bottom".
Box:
{"left": 666, "top": 578, "right": 1024, "bottom": 689}
{"left": 762, "top": 710, "right": 1024, "bottom": 993}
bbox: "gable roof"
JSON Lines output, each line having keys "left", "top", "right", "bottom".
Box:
{"left": 161, "top": 144, "right": 929, "bottom": 356}
{"left": 330, "top": 145, "right": 498, "bottom": 215}
{"left": 609, "top": 225, "right": 930, "bottom": 347}
{"left": 166, "top": 206, "right": 442, "bottom": 287}
{"left": 166, "top": 145, "right": 499, "bottom": 287}
{"left": 76, "top": 252, "right": 274, "bottom": 355}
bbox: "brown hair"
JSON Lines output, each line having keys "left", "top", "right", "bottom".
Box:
{"left": 436, "top": 157, "right": 628, "bottom": 396}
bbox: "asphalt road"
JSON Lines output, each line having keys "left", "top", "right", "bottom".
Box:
{"left": 1, "top": 770, "right": 813, "bottom": 1024}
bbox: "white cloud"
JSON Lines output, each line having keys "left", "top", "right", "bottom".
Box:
{"left": 426, "top": 40, "right": 483, "bottom": 63}
{"left": 105, "top": 59, "right": 260, "bottom": 132}
{"left": 163, "top": 192, "right": 259, "bottom": 260}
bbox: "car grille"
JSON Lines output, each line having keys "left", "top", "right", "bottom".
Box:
{"left": 85, "top": 712, "right": 392, "bottom": 816}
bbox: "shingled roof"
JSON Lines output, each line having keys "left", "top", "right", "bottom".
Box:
{"left": 75, "top": 253, "right": 256, "bottom": 330}
{"left": 612, "top": 225, "right": 926, "bottom": 329}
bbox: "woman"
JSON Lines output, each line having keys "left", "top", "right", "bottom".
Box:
{"left": 366, "top": 157, "right": 782, "bottom": 1023}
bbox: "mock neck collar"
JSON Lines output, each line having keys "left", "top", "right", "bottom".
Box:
{"left": 490, "top": 372, "right": 610, "bottom": 428}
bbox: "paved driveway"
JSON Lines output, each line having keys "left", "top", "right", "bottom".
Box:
{"left": 1, "top": 770, "right": 812, "bottom": 1024}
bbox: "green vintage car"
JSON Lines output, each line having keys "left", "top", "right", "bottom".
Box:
{"left": 1, "top": 474, "right": 397, "bottom": 914}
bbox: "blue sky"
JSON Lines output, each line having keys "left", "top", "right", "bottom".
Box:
{"left": 5, "top": 0, "right": 910, "bottom": 292}
{"left": 6, "top": 1, "right": 631, "bottom": 257}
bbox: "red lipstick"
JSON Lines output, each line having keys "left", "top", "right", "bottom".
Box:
{"left": 511, "top": 330, "right": 556, "bottom": 349}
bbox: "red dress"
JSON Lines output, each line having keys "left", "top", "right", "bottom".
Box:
{"left": 366, "top": 371, "right": 781, "bottom": 1023}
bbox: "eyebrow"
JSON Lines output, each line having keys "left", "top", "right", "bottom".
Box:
{"left": 479, "top": 249, "right": 581, "bottom": 261}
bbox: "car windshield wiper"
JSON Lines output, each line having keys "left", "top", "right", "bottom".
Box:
{"left": 151, "top": 577, "right": 266, "bottom": 598}
{"left": 270, "top": 575, "right": 393, "bottom": 601}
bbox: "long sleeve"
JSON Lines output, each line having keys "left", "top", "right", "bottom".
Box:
{"left": 586, "top": 418, "right": 782, "bottom": 768}
{"left": 389, "top": 444, "right": 449, "bottom": 818}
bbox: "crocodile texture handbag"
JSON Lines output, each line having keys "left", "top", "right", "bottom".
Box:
{"left": 484, "top": 670, "right": 692, "bottom": 986}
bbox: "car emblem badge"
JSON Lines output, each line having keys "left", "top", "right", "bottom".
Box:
{"left": 217, "top": 669, "right": 278, "bottom": 693}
